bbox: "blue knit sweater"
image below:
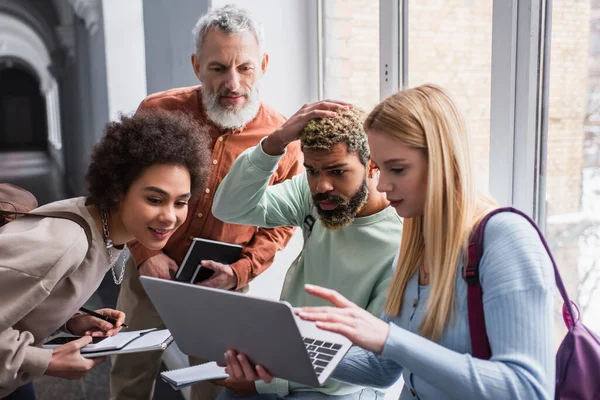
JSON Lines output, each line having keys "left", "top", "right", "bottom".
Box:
{"left": 333, "top": 212, "right": 555, "bottom": 399}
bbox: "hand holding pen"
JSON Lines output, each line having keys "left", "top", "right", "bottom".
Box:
{"left": 66, "top": 307, "right": 128, "bottom": 337}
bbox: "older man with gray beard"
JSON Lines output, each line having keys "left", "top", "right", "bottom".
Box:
{"left": 109, "top": 5, "right": 302, "bottom": 400}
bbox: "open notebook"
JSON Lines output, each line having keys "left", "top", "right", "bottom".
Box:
{"left": 161, "top": 362, "right": 229, "bottom": 390}
{"left": 42, "top": 328, "right": 173, "bottom": 358}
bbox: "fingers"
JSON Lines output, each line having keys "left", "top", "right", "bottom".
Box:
{"left": 85, "top": 329, "right": 109, "bottom": 337}
{"left": 297, "top": 309, "right": 356, "bottom": 328}
{"left": 200, "top": 277, "right": 220, "bottom": 288}
{"left": 104, "top": 326, "right": 123, "bottom": 336}
{"left": 302, "top": 109, "right": 338, "bottom": 121}
{"left": 197, "top": 262, "right": 236, "bottom": 290}
{"left": 96, "top": 308, "right": 126, "bottom": 328}
{"left": 168, "top": 262, "right": 178, "bottom": 279}
{"left": 70, "top": 336, "right": 93, "bottom": 350}
{"left": 90, "top": 356, "right": 106, "bottom": 367}
{"left": 200, "top": 260, "right": 226, "bottom": 272}
{"left": 225, "top": 350, "right": 244, "bottom": 380}
{"left": 313, "top": 321, "right": 354, "bottom": 338}
{"left": 322, "top": 99, "right": 353, "bottom": 106}
{"left": 237, "top": 353, "right": 259, "bottom": 381}
{"left": 80, "top": 315, "right": 113, "bottom": 333}
{"left": 300, "top": 100, "right": 352, "bottom": 113}
{"left": 211, "top": 378, "right": 228, "bottom": 387}
{"left": 304, "top": 284, "right": 358, "bottom": 309}
{"left": 88, "top": 309, "right": 125, "bottom": 335}
{"left": 256, "top": 365, "right": 273, "bottom": 384}
{"left": 224, "top": 351, "right": 261, "bottom": 382}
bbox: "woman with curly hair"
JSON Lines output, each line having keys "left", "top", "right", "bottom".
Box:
{"left": 0, "top": 110, "right": 211, "bottom": 399}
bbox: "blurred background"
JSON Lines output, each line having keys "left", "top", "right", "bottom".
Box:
{"left": 0, "top": 0, "right": 598, "bottom": 399}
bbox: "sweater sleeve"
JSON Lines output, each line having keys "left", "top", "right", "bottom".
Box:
{"left": 228, "top": 144, "right": 303, "bottom": 289}
{"left": 378, "top": 213, "right": 555, "bottom": 399}
{"left": 0, "top": 217, "right": 87, "bottom": 396}
{"left": 213, "top": 139, "right": 312, "bottom": 230}
{"left": 331, "top": 314, "right": 403, "bottom": 388}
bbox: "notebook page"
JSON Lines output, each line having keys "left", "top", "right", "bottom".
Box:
{"left": 161, "top": 361, "right": 228, "bottom": 388}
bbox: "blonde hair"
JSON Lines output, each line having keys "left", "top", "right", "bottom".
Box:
{"left": 365, "top": 84, "right": 496, "bottom": 341}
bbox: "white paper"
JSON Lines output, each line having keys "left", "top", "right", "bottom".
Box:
{"left": 161, "top": 361, "right": 229, "bottom": 389}
{"left": 82, "top": 329, "right": 172, "bottom": 358}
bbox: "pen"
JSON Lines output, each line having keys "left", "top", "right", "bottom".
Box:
{"left": 79, "top": 306, "right": 129, "bottom": 329}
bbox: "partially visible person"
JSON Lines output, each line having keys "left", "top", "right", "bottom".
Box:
{"left": 287, "top": 85, "right": 554, "bottom": 399}
{"left": 211, "top": 101, "right": 403, "bottom": 399}
{"left": 0, "top": 110, "right": 211, "bottom": 399}
{"left": 109, "top": 5, "right": 302, "bottom": 400}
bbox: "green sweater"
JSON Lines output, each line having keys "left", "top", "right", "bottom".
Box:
{"left": 212, "top": 141, "right": 403, "bottom": 397}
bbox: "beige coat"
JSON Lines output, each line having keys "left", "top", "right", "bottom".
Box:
{"left": 0, "top": 197, "right": 123, "bottom": 396}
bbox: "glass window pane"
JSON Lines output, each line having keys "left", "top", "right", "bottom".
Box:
{"left": 408, "top": 1, "right": 493, "bottom": 191}
{"left": 544, "top": 0, "right": 599, "bottom": 341}
{"left": 321, "top": 0, "right": 380, "bottom": 111}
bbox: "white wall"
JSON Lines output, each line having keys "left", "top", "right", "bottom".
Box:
{"left": 142, "top": 0, "right": 210, "bottom": 94}
{"left": 102, "top": 0, "right": 147, "bottom": 118}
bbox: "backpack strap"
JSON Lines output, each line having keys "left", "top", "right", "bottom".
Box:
{"left": 0, "top": 209, "right": 93, "bottom": 248}
{"left": 280, "top": 207, "right": 319, "bottom": 300}
{"left": 465, "top": 206, "right": 573, "bottom": 360}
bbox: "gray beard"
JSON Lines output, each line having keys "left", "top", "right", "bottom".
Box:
{"left": 201, "top": 87, "right": 261, "bottom": 130}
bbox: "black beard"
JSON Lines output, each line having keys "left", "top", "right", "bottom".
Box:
{"left": 312, "top": 177, "right": 369, "bottom": 230}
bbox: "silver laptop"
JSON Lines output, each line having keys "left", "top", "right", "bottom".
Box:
{"left": 140, "top": 276, "right": 352, "bottom": 387}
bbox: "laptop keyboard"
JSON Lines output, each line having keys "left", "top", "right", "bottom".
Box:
{"left": 302, "top": 337, "right": 343, "bottom": 376}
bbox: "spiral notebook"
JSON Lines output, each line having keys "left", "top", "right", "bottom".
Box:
{"left": 42, "top": 329, "right": 173, "bottom": 358}
{"left": 160, "top": 361, "right": 229, "bottom": 390}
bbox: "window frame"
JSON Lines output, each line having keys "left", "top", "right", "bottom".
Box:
{"left": 376, "top": 0, "right": 549, "bottom": 221}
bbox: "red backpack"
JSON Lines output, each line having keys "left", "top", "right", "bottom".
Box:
{"left": 465, "top": 207, "right": 600, "bottom": 400}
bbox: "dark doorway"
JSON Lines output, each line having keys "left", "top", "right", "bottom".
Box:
{"left": 0, "top": 64, "right": 48, "bottom": 151}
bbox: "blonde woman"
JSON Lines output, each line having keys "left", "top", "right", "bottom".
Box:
{"left": 223, "top": 85, "right": 555, "bottom": 399}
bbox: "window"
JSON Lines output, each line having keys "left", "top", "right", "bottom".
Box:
{"left": 320, "top": 0, "right": 380, "bottom": 112}
{"left": 543, "top": 0, "right": 600, "bottom": 339}
{"left": 408, "top": 1, "right": 493, "bottom": 192}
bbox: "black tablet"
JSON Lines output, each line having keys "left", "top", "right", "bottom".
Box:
{"left": 175, "top": 238, "right": 243, "bottom": 284}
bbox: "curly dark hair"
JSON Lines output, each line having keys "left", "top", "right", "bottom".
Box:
{"left": 86, "top": 110, "right": 211, "bottom": 210}
{"left": 298, "top": 108, "right": 369, "bottom": 165}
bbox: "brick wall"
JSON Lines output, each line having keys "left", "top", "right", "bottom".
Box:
{"left": 322, "top": 0, "right": 593, "bottom": 344}
{"left": 322, "top": 0, "right": 380, "bottom": 112}
{"left": 322, "top": 0, "right": 590, "bottom": 212}
{"left": 408, "top": 1, "right": 493, "bottom": 192}
{"left": 546, "top": 0, "right": 589, "bottom": 216}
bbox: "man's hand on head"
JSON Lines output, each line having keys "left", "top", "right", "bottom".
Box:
{"left": 262, "top": 100, "right": 352, "bottom": 156}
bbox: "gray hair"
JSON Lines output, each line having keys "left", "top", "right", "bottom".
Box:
{"left": 192, "top": 4, "right": 265, "bottom": 57}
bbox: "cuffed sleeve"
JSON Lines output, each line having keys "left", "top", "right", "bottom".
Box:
{"left": 0, "top": 328, "right": 52, "bottom": 397}
{"left": 255, "top": 377, "right": 290, "bottom": 397}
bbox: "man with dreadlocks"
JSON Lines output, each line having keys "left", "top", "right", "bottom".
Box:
{"left": 211, "top": 100, "right": 403, "bottom": 399}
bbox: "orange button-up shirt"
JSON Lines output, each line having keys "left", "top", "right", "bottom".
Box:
{"left": 128, "top": 86, "right": 303, "bottom": 289}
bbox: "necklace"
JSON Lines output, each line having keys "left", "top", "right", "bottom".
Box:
{"left": 100, "top": 209, "right": 126, "bottom": 285}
